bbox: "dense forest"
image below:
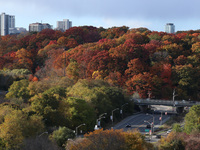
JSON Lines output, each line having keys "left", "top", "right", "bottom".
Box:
{"left": 1, "top": 26, "right": 200, "bottom": 100}
{"left": 1, "top": 26, "right": 200, "bottom": 149}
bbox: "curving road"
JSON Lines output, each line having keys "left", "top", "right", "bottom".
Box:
{"left": 113, "top": 112, "right": 171, "bottom": 133}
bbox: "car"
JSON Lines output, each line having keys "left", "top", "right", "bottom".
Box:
{"left": 167, "top": 130, "right": 172, "bottom": 134}
{"left": 156, "top": 135, "right": 161, "bottom": 139}
{"left": 126, "top": 124, "right": 131, "bottom": 127}
{"left": 146, "top": 125, "right": 151, "bottom": 128}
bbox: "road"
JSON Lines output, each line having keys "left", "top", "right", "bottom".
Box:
{"left": 113, "top": 106, "right": 174, "bottom": 142}
{"left": 113, "top": 112, "right": 171, "bottom": 133}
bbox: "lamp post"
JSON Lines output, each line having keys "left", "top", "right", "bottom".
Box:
{"left": 120, "top": 103, "right": 128, "bottom": 118}
{"left": 38, "top": 131, "right": 48, "bottom": 137}
{"left": 63, "top": 47, "right": 67, "bottom": 76}
{"left": 146, "top": 113, "right": 154, "bottom": 133}
{"left": 144, "top": 120, "right": 152, "bottom": 140}
{"left": 99, "top": 113, "right": 107, "bottom": 118}
{"left": 111, "top": 108, "right": 119, "bottom": 125}
{"left": 173, "top": 89, "right": 178, "bottom": 112}
{"left": 76, "top": 123, "right": 86, "bottom": 137}
{"left": 96, "top": 113, "right": 107, "bottom": 129}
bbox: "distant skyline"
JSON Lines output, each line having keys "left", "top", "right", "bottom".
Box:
{"left": 1, "top": 0, "right": 200, "bottom": 32}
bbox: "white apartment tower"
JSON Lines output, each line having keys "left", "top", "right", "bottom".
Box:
{"left": 56, "top": 19, "right": 72, "bottom": 31}
{"left": 165, "top": 23, "right": 175, "bottom": 34}
{"left": 29, "top": 23, "right": 52, "bottom": 32}
{"left": 0, "top": 12, "right": 15, "bottom": 36}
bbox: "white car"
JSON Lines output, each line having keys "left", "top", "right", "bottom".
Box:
{"left": 167, "top": 130, "right": 172, "bottom": 134}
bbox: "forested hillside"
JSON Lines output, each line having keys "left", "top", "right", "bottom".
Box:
{"left": 1, "top": 26, "right": 200, "bottom": 149}
{"left": 1, "top": 26, "right": 200, "bottom": 100}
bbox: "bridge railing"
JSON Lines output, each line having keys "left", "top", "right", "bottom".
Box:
{"left": 132, "top": 98, "right": 200, "bottom": 107}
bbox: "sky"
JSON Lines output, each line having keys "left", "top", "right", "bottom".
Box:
{"left": 1, "top": 0, "right": 200, "bottom": 32}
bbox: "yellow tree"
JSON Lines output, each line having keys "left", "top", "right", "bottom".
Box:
{"left": 123, "top": 130, "right": 153, "bottom": 150}
{"left": 15, "top": 48, "right": 33, "bottom": 70}
{"left": 66, "top": 60, "right": 80, "bottom": 81}
{"left": 158, "top": 132, "right": 185, "bottom": 150}
{"left": 0, "top": 109, "right": 44, "bottom": 149}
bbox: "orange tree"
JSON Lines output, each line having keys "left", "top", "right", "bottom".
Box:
{"left": 66, "top": 129, "right": 153, "bottom": 150}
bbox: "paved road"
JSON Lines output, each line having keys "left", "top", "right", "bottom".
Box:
{"left": 114, "top": 112, "right": 171, "bottom": 133}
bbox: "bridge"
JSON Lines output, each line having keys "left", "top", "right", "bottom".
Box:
{"left": 132, "top": 98, "right": 200, "bottom": 113}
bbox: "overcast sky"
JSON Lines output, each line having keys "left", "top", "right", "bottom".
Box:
{"left": 1, "top": 0, "right": 200, "bottom": 31}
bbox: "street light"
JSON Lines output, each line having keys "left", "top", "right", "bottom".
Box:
{"left": 38, "top": 131, "right": 48, "bottom": 137}
{"left": 144, "top": 120, "right": 152, "bottom": 140}
{"left": 146, "top": 113, "right": 154, "bottom": 133}
{"left": 76, "top": 123, "right": 86, "bottom": 137}
{"left": 99, "top": 113, "right": 107, "bottom": 118}
{"left": 96, "top": 113, "right": 107, "bottom": 129}
{"left": 120, "top": 103, "right": 128, "bottom": 118}
{"left": 111, "top": 108, "right": 119, "bottom": 125}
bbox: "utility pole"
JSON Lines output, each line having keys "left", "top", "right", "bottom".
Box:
{"left": 111, "top": 108, "right": 119, "bottom": 125}
{"left": 120, "top": 103, "right": 128, "bottom": 118}
{"left": 173, "top": 89, "right": 178, "bottom": 112}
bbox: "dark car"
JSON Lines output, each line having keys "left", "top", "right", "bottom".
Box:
{"left": 126, "top": 124, "right": 131, "bottom": 127}
{"left": 146, "top": 125, "right": 151, "bottom": 128}
{"left": 156, "top": 135, "right": 161, "bottom": 139}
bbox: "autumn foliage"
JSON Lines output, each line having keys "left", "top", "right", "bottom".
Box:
{"left": 1, "top": 26, "right": 200, "bottom": 149}
{"left": 1, "top": 26, "right": 200, "bottom": 100}
{"left": 66, "top": 129, "right": 153, "bottom": 150}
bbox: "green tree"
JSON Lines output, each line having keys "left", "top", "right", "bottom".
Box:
{"left": 6, "top": 79, "right": 30, "bottom": 100}
{"left": 0, "top": 109, "right": 44, "bottom": 149}
{"left": 184, "top": 105, "right": 200, "bottom": 134}
{"left": 28, "top": 77, "right": 74, "bottom": 96}
{"left": 172, "top": 123, "right": 182, "bottom": 133}
{"left": 173, "top": 64, "right": 200, "bottom": 100}
{"left": 43, "top": 86, "right": 66, "bottom": 98}
{"left": 66, "top": 97, "right": 96, "bottom": 130}
{"left": 30, "top": 91, "right": 60, "bottom": 126}
{"left": 50, "top": 126, "right": 75, "bottom": 148}
{"left": 29, "top": 85, "right": 68, "bottom": 127}
{"left": 67, "top": 79, "right": 127, "bottom": 116}
{"left": 66, "top": 60, "right": 80, "bottom": 81}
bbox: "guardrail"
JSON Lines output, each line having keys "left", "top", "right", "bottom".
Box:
{"left": 132, "top": 98, "right": 200, "bottom": 107}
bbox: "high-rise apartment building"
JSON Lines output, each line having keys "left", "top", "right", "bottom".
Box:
{"left": 56, "top": 19, "right": 72, "bottom": 31}
{"left": 165, "top": 23, "right": 175, "bottom": 33}
{"left": 29, "top": 23, "right": 52, "bottom": 32}
{"left": 0, "top": 12, "right": 15, "bottom": 36}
